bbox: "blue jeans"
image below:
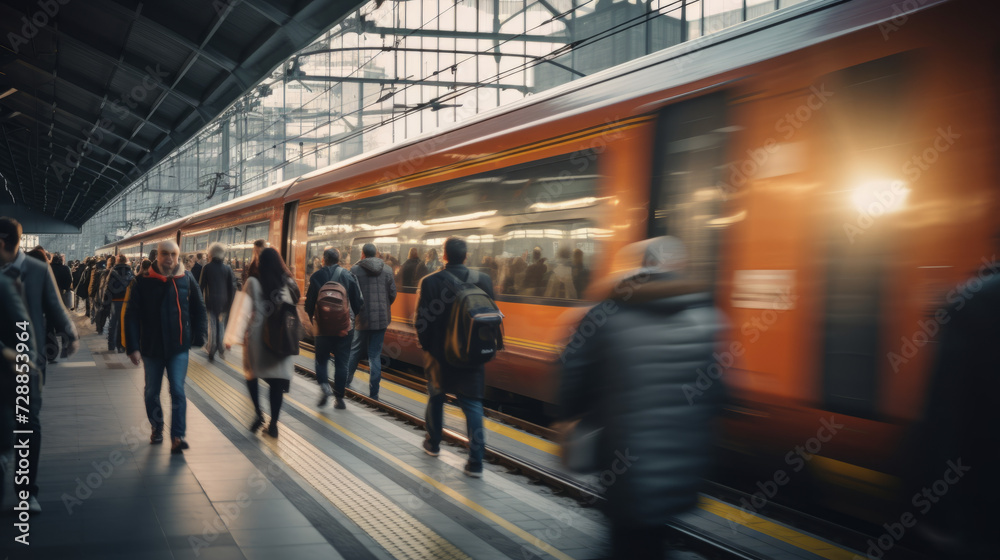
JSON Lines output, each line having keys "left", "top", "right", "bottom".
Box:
{"left": 425, "top": 391, "right": 485, "bottom": 466}
{"left": 143, "top": 351, "right": 189, "bottom": 438}
{"left": 314, "top": 335, "right": 352, "bottom": 399}
{"left": 347, "top": 329, "right": 386, "bottom": 398}
{"left": 207, "top": 311, "right": 225, "bottom": 358}
{"left": 107, "top": 300, "right": 124, "bottom": 350}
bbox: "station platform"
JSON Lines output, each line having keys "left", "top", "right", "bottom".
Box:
{"left": 2, "top": 309, "right": 866, "bottom": 560}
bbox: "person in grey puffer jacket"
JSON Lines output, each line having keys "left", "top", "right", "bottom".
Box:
{"left": 558, "top": 236, "right": 728, "bottom": 560}
{"left": 347, "top": 243, "right": 397, "bottom": 399}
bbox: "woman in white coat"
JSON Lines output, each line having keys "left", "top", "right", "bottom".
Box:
{"left": 225, "top": 248, "right": 300, "bottom": 437}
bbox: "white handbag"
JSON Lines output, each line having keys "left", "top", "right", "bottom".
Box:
{"left": 223, "top": 288, "right": 252, "bottom": 348}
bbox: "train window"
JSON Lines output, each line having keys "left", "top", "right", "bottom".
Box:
{"left": 308, "top": 206, "right": 351, "bottom": 237}
{"left": 648, "top": 91, "right": 729, "bottom": 289}
{"left": 495, "top": 221, "right": 606, "bottom": 299}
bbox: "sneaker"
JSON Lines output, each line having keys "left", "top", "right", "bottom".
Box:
{"left": 463, "top": 462, "right": 483, "bottom": 478}
{"left": 208, "top": 353, "right": 215, "bottom": 363}
{"left": 334, "top": 398, "right": 346, "bottom": 410}
{"left": 422, "top": 437, "right": 439, "bottom": 457}
{"left": 150, "top": 428, "right": 163, "bottom": 444}
{"left": 267, "top": 421, "right": 279, "bottom": 438}
{"left": 171, "top": 437, "right": 189, "bottom": 454}
{"left": 27, "top": 495, "right": 41, "bottom": 513}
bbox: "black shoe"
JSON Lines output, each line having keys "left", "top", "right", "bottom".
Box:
{"left": 422, "top": 437, "right": 439, "bottom": 457}
{"left": 208, "top": 353, "right": 215, "bottom": 363}
{"left": 267, "top": 421, "right": 278, "bottom": 438}
{"left": 334, "top": 398, "right": 346, "bottom": 410}
{"left": 171, "top": 437, "right": 189, "bottom": 454}
{"left": 249, "top": 414, "right": 264, "bottom": 433}
{"left": 150, "top": 428, "right": 163, "bottom": 444}
{"left": 318, "top": 385, "right": 331, "bottom": 407}
{"left": 463, "top": 462, "right": 483, "bottom": 478}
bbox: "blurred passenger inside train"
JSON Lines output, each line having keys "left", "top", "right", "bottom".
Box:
{"left": 499, "top": 256, "right": 527, "bottom": 295}
{"left": 424, "top": 248, "right": 442, "bottom": 273}
{"left": 572, "top": 248, "right": 590, "bottom": 297}
{"left": 481, "top": 255, "right": 499, "bottom": 284}
{"left": 225, "top": 248, "right": 299, "bottom": 438}
{"left": 241, "top": 238, "right": 267, "bottom": 286}
{"left": 200, "top": 243, "right": 237, "bottom": 363}
{"left": 523, "top": 246, "right": 548, "bottom": 295}
{"left": 544, "top": 246, "right": 576, "bottom": 299}
{"left": 399, "top": 247, "right": 428, "bottom": 288}
{"left": 558, "top": 236, "right": 727, "bottom": 560}
{"left": 908, "top": 247, "right": 1000, "bottom": 558}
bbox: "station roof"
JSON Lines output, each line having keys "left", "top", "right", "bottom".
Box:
{"left": 0, "top": 0, "right": 351, "bottom": 232}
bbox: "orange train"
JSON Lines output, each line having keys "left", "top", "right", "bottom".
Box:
{"left": 102, "top": 0, "right": 997, "bottom": 519}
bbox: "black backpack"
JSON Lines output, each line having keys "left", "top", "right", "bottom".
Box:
{"left": 263, "top": 280, "right": 304, "bottom": 357}
{"left": 106, "top": 268, "right": 134, "bottom": 299}
{"left": 440, "top": 270, "right": 504, "bottom": 367}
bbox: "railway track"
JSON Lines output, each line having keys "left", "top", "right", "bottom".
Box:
{"left": 293, "top": 351, "right": 768, "bottom": 559}
{"left": 295, "top": 341, "right": 939, "bottom": 560}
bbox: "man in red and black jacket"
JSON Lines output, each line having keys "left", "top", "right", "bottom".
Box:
{"left": 123, "top": 241, "right": 207, "bottom": 453}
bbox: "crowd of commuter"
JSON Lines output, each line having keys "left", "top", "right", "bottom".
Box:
{"left": 10, "top": 214, "right": 998, "bottom": 558}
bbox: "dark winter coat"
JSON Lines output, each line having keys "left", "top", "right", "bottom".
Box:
{"left": 199, "top": 258, "right": 237, "bottom": 315}
{"left": 415, "top": 264, "right": 494, "bottom": 399}
{"left": 52, "top": 263, "right": 72, "bottom": 292}
{"left": 71, "top": 263, "right": 85, "bottom": 289}
{"left": 399, "top": 257, "right": 428, "bottom": 288}
{"left": 76, "top": 264, "right": 94, "bottom": 297}
{"left": 190, "top": 262, "right": 203, "bottom": 284}
{"left": 104, "top": 264, "right": 134, "bottom": 302}
{"left": 304, "top": 264, "right": 363, "bottom": 327}
{"left": 350, "top": 257, "right": 397, "bottom": 331}
{"left": 123, "top": 261, "right": 208, "bottom": 360}
{"left": 558, "top": 273, "right": 727, "bottom": 526}
{"left": 89, "top": 262, "right": 107, "bottom": 299}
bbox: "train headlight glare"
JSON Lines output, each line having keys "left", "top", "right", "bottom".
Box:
{"left": 850, "top": 180, "right": 909, "bottom": 215}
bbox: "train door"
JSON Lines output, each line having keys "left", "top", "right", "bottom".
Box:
{"left": 281, "top": 201, "right": 298, "bottom": 269}
{"left": 647, "top": 91, "right": 729, "bottom": 291}
{"left": 814, "top": 55, "right": 912, "bottom": 420}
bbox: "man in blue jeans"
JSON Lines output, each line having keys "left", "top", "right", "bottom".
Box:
{"left": 124, "top": 241, "right": 207, "bottom": 453}
{"left": 347, "top": 243, "right": 397, "bottom": 400}
{"left": 415, "top": 237, "right": 494, "bottom": 478}
{"left": 304, "top": 247, "right": 363, "bottom": 409}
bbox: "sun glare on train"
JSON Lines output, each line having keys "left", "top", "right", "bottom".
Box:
{"left": 849, "top": 179, "right": 909, "bottom": 215}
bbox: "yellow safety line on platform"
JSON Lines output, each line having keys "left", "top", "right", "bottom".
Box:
{"left": 698, "top": 497, "right": 857, "bottom": 560}
{"left": 186, "top": 362, "right": 471, "bottom": 560}
{"left": 297, "top": 349, "right": 561, "bottom": 456}
{"left": 281, "top": 393, "right": 577, "bottom": 560}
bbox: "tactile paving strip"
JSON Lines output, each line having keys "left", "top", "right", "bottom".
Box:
{"left": 187, "top": 362, "right": 471, "bottom": 560}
